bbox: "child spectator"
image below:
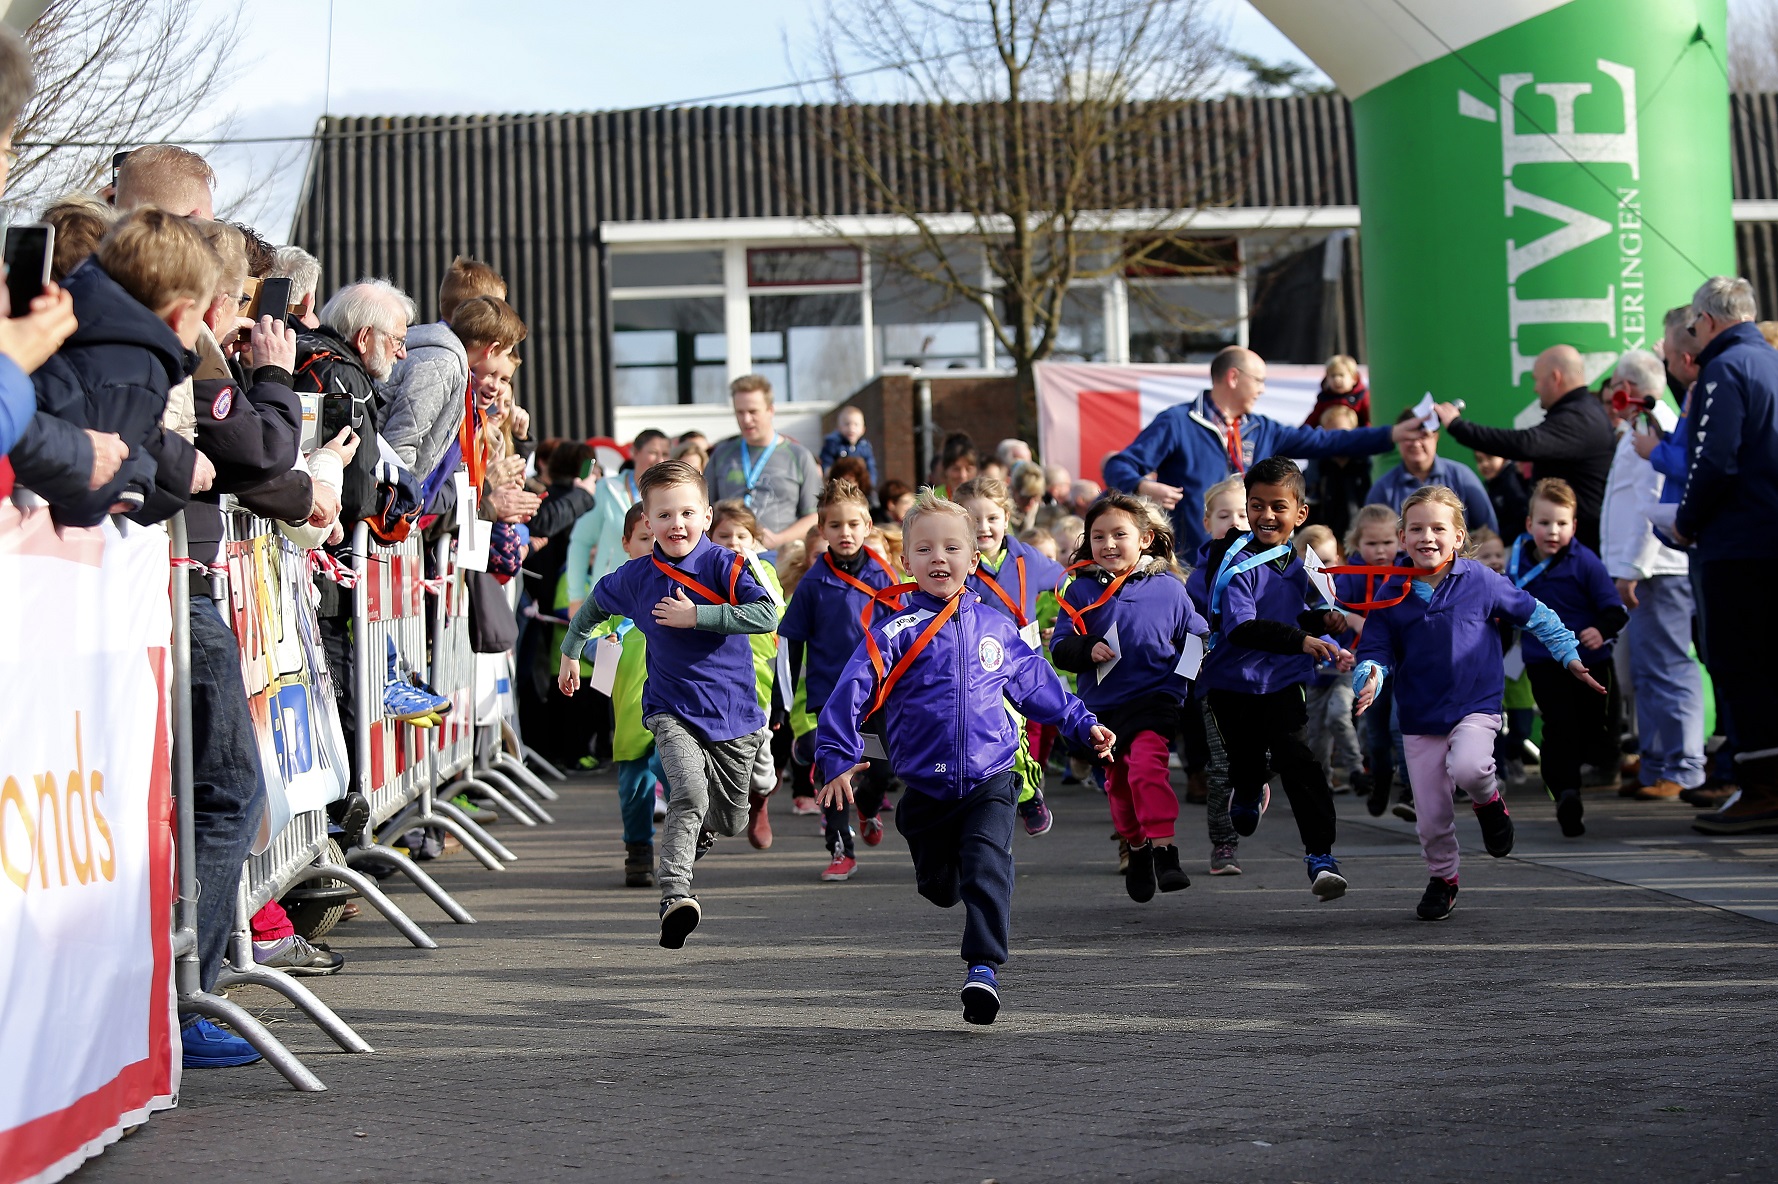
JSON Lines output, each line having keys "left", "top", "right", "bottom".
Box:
{"left": 1296, "top": 524, "right": 1363, "bottom": 792}
{"left": 581, "top": 504, "right": 667, "bottom": 887}
{"left": 820, "top": 404, "right": 878, "bottom": 487}
{"left": 1354, "top": 486, "right": 1600, "bottom": 919}
{"left": 41, "top": 192, "right": 116, "bottom": 282}
{"left": 958, "top": 475, "right": 1068, "bottom": 836}
{"left": 710, "top": 499, "right": 789, "bottom": 850}
{"left": 671, "top": 437, "right": 709, "bottom": 472}
{"left": 827, "top": 453, "right": 873, "bottom": 498}
{"left": 557, "top": 460, "right": 778, "bottom": 948}
{"left": 778, "top": 478, "right": 904, "bottom": 880}
{"left": 1307, "top": 404, "right": 1372, "bottom": 544}
{"left": 815, "top": 491, "right": 1113, "bottom": 1024}
{"left": 1051, "top": 492, "right": 1209, "bottom": 901}
{"left": 1198, "top": 457, "right": 1354, "bottom": 901}
{"left": 936, "top": 432, "right": 979, "bottom": 496}
{"left": 1304, "top": 354, "right": 1370, "bottom": 426}
{"left": 1019, "top": 526, "right": 1059, "bottom": 563}
{"left": 879, "top": 478, "right": 915, "bottom": 524}
{"left": 1049, "top": 513, "right": 1086, "bottom": 560}
{"left": 1476, "top": 450, "right": 1532, "bottom": 546}
{"left": 1185, "top": 475, "right": 1251, "bottom": 872}
{"left": 1507, "top": 478, "right": 1627, "bottom": 837}
{"left": 980, "top": 456, "right": 1009, "bottom": 484}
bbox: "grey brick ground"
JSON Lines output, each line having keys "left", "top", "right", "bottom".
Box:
{"left": 82, "top": 776, "right": 1778, "bottom": 1183}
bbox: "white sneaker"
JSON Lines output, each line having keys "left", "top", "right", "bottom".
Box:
{"left": 653, "top": 789, "right": 669, "bottom": 821}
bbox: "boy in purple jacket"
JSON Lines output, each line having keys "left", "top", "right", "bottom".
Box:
{"left": 1199, "top": 457, "right": 1354, "bottom": 901}
{"left": 559, "top": 460, "right": 779, "bottom": 949}
{"left": 816, "top": 491, "right": 1113, "bottom": 1025}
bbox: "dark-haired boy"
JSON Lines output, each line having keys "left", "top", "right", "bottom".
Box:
{"left": 559, "top": 460, "right": 778, "bottom": 948}
{"left": 1199, "top": 456, "right": 1354, "bottom": 901}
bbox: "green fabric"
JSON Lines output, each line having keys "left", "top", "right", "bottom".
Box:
{"left": 791, "top": 679, "right": 817, "bottom": 739}
{"left": 746, "top": 560, "right": 786, "bottom": 715}
{"left": 693, "top": 598, "right": 780, "bottom": 635}
{"left": 1502, "top": 668, "right": 1535, "bottom": 711}
{"left": 561, "top": 588, "right": 611, "bottom": 658}
{"left": 589, "top": 617, "right": 653, "bottom": 762}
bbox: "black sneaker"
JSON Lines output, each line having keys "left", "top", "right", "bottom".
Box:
{"left": 1124, "top": 841, "right": 1157, "bottom": 903}
{"left": 1554, "top": 789, "right": 1585, "bottom": 837}
{"left": 694, "top": 828, "right": 717, "bottom": 861}
{"left": 1365, "top": 772, "right": 1391, "bottom": 818}
{"left": 1474, "top": 797, "right": 1515, "bottom": 857}
{"left": 659, "top": 896, "right": 701, "bottom": 949}
{"left": 331, "top": 790, "right": 370, "bottom": 844}
{"left": 1154, "top": 844, "right": 1191, "bottom": 892}
{"left": 1416, "top": 876, "right": 1458, "bottom": 921}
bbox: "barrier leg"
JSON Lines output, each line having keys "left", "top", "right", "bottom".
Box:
{"left": 453, "top": 776, "right": 537, "bottom": 827}
{"left": 296, "top": 862, "right": 438, "bottom": 949}
{"left": 477, "top": 766, "right": 556, "bottom": 824}
{"left": 215, "top": 962, "right": 375, "bottom": 1054}
{"left": 179, "top": 990, "right": 327, "bottom": 1091}
{"left": 345, "top": 846, "right": 477, "bottom": 925}
{"left": 501, "top": 721, "right": 560, "bottom": 800}
{"left": 381, "top": 794, "right": 508, "bottom": 870}
{"left": 524, "top": 747, "right": 568, "bottom": 781}
{"left": 432, "top": 797, "right": 516, "bottom": 863}
{"left": 422, "top": 812, "right": 506, "bottom": 871}
{"left": 495, "top": 752, "right": 561, "bottom": 802}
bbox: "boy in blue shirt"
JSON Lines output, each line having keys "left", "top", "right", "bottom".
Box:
{"left": 819, "top": 404, "right": 878, "bottom": 489}
{"left": 1199, "top": 457, "right": 1354, "bottom": 901}
{"left": 816, "top": 491, "right": 1113, "bottom": 1024}
{"left": 1508, "top": 478, "right": 1627, "bottom": 837}
{"left": 559, "top": 460, "right": 779, "bottom": 949}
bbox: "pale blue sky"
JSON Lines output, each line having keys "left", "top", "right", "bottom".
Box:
{"left": 192, "top": 0, "right": 1318, "bottom": 236}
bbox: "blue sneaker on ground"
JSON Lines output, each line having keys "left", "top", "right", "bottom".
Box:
{"left": 961, "top": 964, "right": 1001, "bottom": 1025}
{"left": 1305, "top": 853, "right": 1348, "bottom": 902}
{"left": 1228, "top": 784, "right": 1271, "bottom": 837}
{"left": 180, "top": 1016, "right": 262, "bottom": 1068}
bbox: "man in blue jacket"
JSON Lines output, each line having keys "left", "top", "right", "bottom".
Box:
{"left": 1370, "top": 408, "right": 1498, "bottom": 533}
{"left": 1102, "top": 347, "right": 1423, "bottom": 554}
{"left": 1672, "top": 277, "right": 1778, "bottom": 834}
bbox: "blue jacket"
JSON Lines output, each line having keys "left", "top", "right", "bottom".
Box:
{"left": 1196, "top": 531, "right": 1325, "bottom": 694}
{"left": 819, "top": 430, "right": 877, "bottom": 487}
{"left": 815, "top": 589, "right": 1099, "bottom": 800}
{"left": 967, "top": 535, "right": 1065, "bottom": 627}
{"left": 1352, "top": 559, "right": 1576, "bottom": 735}
{"left": 1102, "top": 392, "right": 1395, "bottom": 554}
{"left": 1506, "top": 536, "right": 1626, "bottom": 666}
{"left": 0, "top": 355, "right": 31, "bottom": 459}
{"left": 1050, "top": 561, "right": 1207, "bottom": 709}
{"left": 1676, "top": 321, "right": 1778, "bottom": 560}
{"left": 9, "top": 258, "right": 196, "bottom": 527}
{"left": 778, "top": 547, "right": 901, "bottom": 711}
{"left": 589, "top": 534, "right": 772, "bottom": 742}
{"left": 1368, "top": 457, "right": 1498, "bottom": 533}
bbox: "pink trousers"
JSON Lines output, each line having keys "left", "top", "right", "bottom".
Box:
{"left": 1107, "top": 731, "right": 1179, "bottom": 844}
{"left": 1401, "top": 713, "right": 1503, "bottom": 881}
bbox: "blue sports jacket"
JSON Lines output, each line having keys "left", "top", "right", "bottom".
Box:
{"left": 1676, "top": 321, "right": 1778, "bottom": 561}
{"left": 778, "top": 548, "right": 901, "bottom": 710}
{"left": 967, "top": 535, "right": 1065, "bottom": 627}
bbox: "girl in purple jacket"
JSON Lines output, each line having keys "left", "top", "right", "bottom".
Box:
{"left": 1351, "top": 486, "right": 1603, "bottom": 921}
{"left": 1050, "top": 492, "right": 1208, "bottom": 903}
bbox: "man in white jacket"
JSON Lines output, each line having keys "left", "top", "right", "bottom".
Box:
{"left": 1601, "top": 349, "right": 1705, "bottom": 800}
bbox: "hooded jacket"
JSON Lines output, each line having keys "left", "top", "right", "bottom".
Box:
{"left": 779, "top": 546, "right": 902, "bottom": 711}
{"left": 816, "top": 589, "right": 1099, "bottom": 799}
{"left": 11, "top": 257, "right": 196, "bottom": 527}
{"left": 380, "top": 321, "right": 468, "bottom": 477}
{"left": 1675, "top": 320, "right": 1778, "bottom": 561}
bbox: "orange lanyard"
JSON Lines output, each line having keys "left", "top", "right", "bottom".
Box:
{"left": 862, "top": 585, "right": 962, "bottom": 716}
{"left": 1321, "top": 559, "right": 1451, "bottom": 611}
{"left": 976, "top": 553, "right": 1028, "bottom": 626}
{"left": 652, "top": 551, "right": 744, "bottom": 605}
{"left": 823, "top": 548, "right": 903, "bottom": 629}
{"left": 1056, "top": 560, "right": 1138, "bottom": 636}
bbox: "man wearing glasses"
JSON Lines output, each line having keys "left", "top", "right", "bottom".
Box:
{"left": 1104, "top": 345, "right": 1422, "bottom": 554}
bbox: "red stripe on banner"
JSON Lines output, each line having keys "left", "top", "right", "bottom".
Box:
{"left": 1075, "top": 389, "right": 1141, "bottom": 485}
{"left": 366, "top": 557, "right": 384, "bottom": 622}
{"left": 370, "top": 719, "right": 386, "bottom": 790}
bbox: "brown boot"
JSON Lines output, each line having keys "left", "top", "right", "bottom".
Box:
{"left": 747, "top": 791, "right": 773, "bottom": 849}
{"left": 1185, "top": 770, "right": 1208, "bottom": 804}
{"left": 1631, "top": 779, "right": 1684, "bottom": 801}
{"left": 1693, "top": 756, "right": 1778, "bottom": 834}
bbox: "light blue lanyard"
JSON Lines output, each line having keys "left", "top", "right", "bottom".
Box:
{"left": 1208, "top": 533, "right": 1293, "bottom": 616}
{"left": 738, "top": 436, "right": 781, "bottom": 508}
{"left": 625, "top": 472, "right": 638, "bottom": 504}
{"left": 1507, "top": 534, "right": 1554, "bottom": 589}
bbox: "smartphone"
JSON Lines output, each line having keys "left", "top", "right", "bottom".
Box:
{"left": 4, "top": 224, "right": 54, "bottom": 319}
{"left": 251, "top": 276, "right": 293, "bottom": 328}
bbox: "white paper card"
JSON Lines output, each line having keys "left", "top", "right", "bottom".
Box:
{"left": 1302, "top": 546, "right": 1337, "bottom": 608}
{"left": 1503, "top": 640, "right": 1525, "bottom": 681}
{"left": 455, "top": 470, "right": 491, "bottom": 572}
{"left": 1019, "top": 620, "right": 1042, "bottom": 650}
{"left": 1412, "top": 391, "right": 1440, "bottom": 434}
{"left": 1095, "top": 621, "right": 1122, "bottom": 680}
{"left": 588, "top": 633, "right": 623, "bottom": 696}
{"left": 861, "top": 734, "right": 888, "bottom": 761}
{"left": 774, "top": 640, "right": 792, "bottom": 704}
{"left": 1175, "top": 633, "right": 1206, "bottom": 680}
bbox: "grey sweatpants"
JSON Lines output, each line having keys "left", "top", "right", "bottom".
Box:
{"left": 647, "top": 712, "right": 769, "bottom": 900}
{"left": 1201, "top": 697, "right": 1239, "bottom": 848}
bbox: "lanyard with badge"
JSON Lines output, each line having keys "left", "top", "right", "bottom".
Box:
{"left": 738, "top": 435, "right": 781, "bottom": 509}
{"left": 1506, "top": 534, "right": 1554, "bottom": 589}
{"left": 977, "top": 552, "right": 1041, "bottom": 648}
{"left": 1205, "top": 533, "right": 1292, "bottom": 648}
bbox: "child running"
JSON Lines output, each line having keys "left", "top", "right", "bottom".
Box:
{"left": 710, "top": 500, "right": 788, "bottom": 850}
{"left": 1343, "top": 503, "right": 1413, "bottom": 819}
{"left": 1198, "top": 457, "right": 1354, "bottom": 901}
{"left": 1296, "top": 524, "right": 1363, "bottom": 794}
{"left": 1351, "top": 486, "right": 1603, "bottom": 919}
{"left": 1507, "top": 478, "right": 1627, "bottom": 837}
{"left": 957, "top": 475, "right": 1067, "bottom": 836}
{"left": 1184, "top": 476, "right": 1249, "bottom": 874}
{"left": 558, "top": 460, "right": 778, "bottom": 949}
{"left": 1050, "top": 492, "right": 1208, "bottom": 902}
{"left": 778, "top": 478, "right": 904, "bottom": 881}
{"left": 816, "top": 491, "right": 1114, "bottom": 1024}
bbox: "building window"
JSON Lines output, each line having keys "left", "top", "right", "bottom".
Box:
{"left": 611, "top": 297, "right": 728, "bottom": 406}
{"left": 1126, "top": 280, "right": 1241, "bottom": 362}
{"left": 748, "top": 291, "right": 864, "bottom": 402}
{"left": 611, "top": 250, "right": 724, "bottom": 289}
{"left": 747, "top": 246, "right": 861, "bottom": 287}
{"left": 872, "top": 262, "right": 984, "bottom": 370}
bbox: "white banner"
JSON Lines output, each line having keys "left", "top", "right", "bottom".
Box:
{"left": 0, "top": 505, "right": 178, "bottom": 1184}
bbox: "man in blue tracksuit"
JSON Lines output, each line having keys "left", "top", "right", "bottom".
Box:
{"left": 1102, "top": 346, "right": 1424, "bottom": 554}
{"left": 1673, "top": 278, "right": 1778, "bottom": 835}
{"left": 816, "top": 492, "right": 1112, "bottom": 1025}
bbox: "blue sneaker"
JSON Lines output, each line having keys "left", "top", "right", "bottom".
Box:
{"left": 1306, "top": 853, "right": 1348, "bottom": 902}
{"left": 961, "top": 964, "right": 1001, "bottom": 1025}
{"left": 1228, "top": 784, "right": 1271, "bottom": 837}
{"left": 180, "top": 1016, "right": 262, "bottom": 1068}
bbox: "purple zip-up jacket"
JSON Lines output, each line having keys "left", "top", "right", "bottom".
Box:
{"left": 966, "top": 535, "right": 1065, "bottom": 626}
{"left": 1052, "top": 562, "right": 1207, "bottom": 710}
{"left": 815, "top": 589, "right": 1100, "bottom": 800}
{"left": 1198, "top": 533, "right": 1318, "bottom": 694}
{"left": 778, "top": 548, "right": 901, "bottom": 710}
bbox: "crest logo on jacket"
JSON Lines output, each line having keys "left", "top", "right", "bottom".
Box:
{"left": 978, "top": 635, "right": 1004, "bottom": 671}
{"left": 212, "top": 385, "right": 234, "bottom": 419}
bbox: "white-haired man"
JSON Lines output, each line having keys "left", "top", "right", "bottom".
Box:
{"left": 1600, "top": 348, "right": 1703, "bottom": 802}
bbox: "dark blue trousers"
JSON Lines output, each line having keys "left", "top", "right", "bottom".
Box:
{"left": 895, "top": 771, "right": 1016, "bottom": 967}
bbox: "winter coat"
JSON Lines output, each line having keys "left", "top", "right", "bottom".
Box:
{"left": 1675, "top": 320, "right": 1778, "bottom": 561}
{"left": 380, "top": 321, "right": 468, "bottom": 477}
{"left": 1443, "top": 386, "right": 1616, "bottom": 552}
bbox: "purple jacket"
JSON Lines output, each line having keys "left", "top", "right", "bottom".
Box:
{"left": 1198, "top": 532, "right": 1320, "bottom": 694}
{"left": 966, "top": 536, "right": 1065, "bottom": 626}
{"left": 778, "top": 548, "right": 902, "bottom": 711}
{"left": 1507, "top": 536, "right": 1626, "bottom": 666}
{"left": 815, "top": 589, "right": 1099, "bottom": 800}
{"left": 1051, "top": 562, "right": 1207, "bottom": 709}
